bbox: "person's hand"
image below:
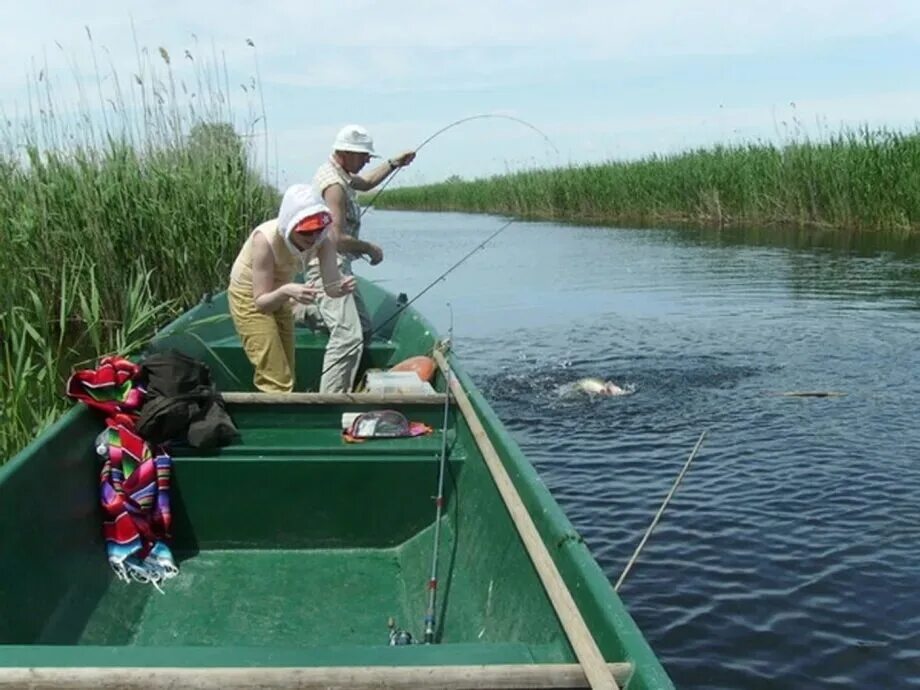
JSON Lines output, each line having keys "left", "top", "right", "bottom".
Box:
{"left": 390, "top": 151, "right": 416, "bottom": 168}
{"left": 339, "top": 275, "right": 357, "bottom": 294}
{"left": 365, "top": 243, "right": 384, "bottom": 266}
{"left": 282, "top": 283, "right": 321, "bottom": 304}
{"left": 319, "top": 275, "right": 356, "bottom": 296}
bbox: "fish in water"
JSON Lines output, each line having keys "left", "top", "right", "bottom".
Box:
{"left": 574, "top": 377, "right": 627, "bottom": 396}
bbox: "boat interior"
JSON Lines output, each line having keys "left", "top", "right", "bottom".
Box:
{"left": 0, "top": 281, "right": 669, "bottom": 688}
{"left": 1, "top": 286, "right": 573, "bottom": 661}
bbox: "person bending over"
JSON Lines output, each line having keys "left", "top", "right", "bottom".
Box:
{"left": 228, "top": 184, "right": 355, "bottom": 392}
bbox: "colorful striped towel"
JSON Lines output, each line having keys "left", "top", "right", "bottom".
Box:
{"left": 68, "top": 357, "right": 178, "bottom": 590}
{"left": 96, "top": 425, "right": 178, "bottom": 590}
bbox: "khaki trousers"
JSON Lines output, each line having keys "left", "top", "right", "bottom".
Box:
{"left": 305, "top": 263, "right": 371, "bottom": 393}
{"left": 228, "top": 282, "right": 296, "bottom": 393}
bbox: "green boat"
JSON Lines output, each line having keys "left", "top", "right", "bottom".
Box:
{"left": 0, "top": 278, "right": 674, "bottom": 689}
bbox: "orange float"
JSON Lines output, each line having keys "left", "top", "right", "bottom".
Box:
{"left": 389, "top": 355, "right": 436, "bottom": 382}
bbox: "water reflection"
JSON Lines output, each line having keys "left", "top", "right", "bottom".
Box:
{"left": 692, "top": 224, "right": 920, "bottom": 257}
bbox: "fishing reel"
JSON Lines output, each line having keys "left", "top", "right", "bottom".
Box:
{"left": 435, "top": 337, "right": 452, "bottom": 354}
{"left": 387, "top": 617, "right": 416, "bottom": 646}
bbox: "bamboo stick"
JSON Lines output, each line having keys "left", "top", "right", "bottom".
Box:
{"left": 433, "top": 351, "right": 620, "bottom": 690}
{"left": 614, "top": 430, "right": 707, "bottom": 592}
{"left": 222, "top": 392, "right": 448, "bottom": 405}
{"left": 0, "top": 663, "right": 633, "bottom": 689}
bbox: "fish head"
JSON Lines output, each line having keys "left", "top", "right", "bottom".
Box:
{"left": 603, "top": 381, "right": 626, "bottom": 396}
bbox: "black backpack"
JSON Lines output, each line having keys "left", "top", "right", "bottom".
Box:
{"left": 136, "top": 350, "right": 239, "bottom": 449}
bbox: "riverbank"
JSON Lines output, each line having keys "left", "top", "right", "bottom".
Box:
{"left": 370, "top": 127, "right": 920, "bottom": 233}
{"left": 0, "top": 52, "right": 278, "bottom": 460}
{"left": 0, "top": 129, "right": 277, "bottom": 460}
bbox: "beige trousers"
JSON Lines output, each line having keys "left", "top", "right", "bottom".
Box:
{"left": 228, "top": 282, "right": 296, "bottom": 393}
{"left": 305, "top": 263, "right": 371, "bottom": 393}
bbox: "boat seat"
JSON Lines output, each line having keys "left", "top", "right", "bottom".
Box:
{"left": 209, "top": 330, "right": 397, "bottom": 366}
{"left": 205, "top": 329, "right": 400, "bottom": 392}
{"left": 208, "top": 328, "right": 397, "bottom": 391}
{"left": 172, "top": 428, "right": 463, "bottom": 460}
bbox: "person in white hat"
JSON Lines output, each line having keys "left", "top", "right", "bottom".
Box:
{"left": 228, "top": 184, "right": 355, "bottom": 393}
{"left": 305, "top": 124, "right": 416, "bottom": 393}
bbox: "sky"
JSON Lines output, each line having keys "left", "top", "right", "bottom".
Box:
{"left": 2, "top": 1, "right": 920, "bottom": 187}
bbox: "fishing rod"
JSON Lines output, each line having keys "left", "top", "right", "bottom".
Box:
{"left": 614, "top": 430, "right": 708, "bottom": 593}
{"left": 423, "top": 302, "right": 454, "bottom": 644}
{"left": 318, "top": 218, "right": 515, "bottom": 379}
{"left": 360, "top": 113, "right": 559, "bottom": 217}
{"left": 386, "top": 303, "right": 453, "bottom": 646}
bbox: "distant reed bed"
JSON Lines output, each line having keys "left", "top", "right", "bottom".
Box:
{"left": 0, "top": 38, "right": 278, "bottom": 460}
{"left": 372, "top": 127, "right": 920, "bottom": 232}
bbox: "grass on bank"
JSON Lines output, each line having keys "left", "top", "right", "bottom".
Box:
{"left": 371, "top": 127, "right": 920, "bottom": 233}
{"left": 0, "top": 42, "right": 278, "bottom": 461}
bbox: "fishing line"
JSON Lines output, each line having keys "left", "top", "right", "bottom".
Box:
{"left": 359, "top": 113, "right": 559, "bottom": 217}
{"left": 317, "top": 218, "right": 514, "bottom": 379}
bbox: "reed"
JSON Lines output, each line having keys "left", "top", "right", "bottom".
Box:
{"left": 0, "top": 38, "right": 278, "bottom": 461}
{"left": 371, "top": 127, "right": 920, "bottom": 233}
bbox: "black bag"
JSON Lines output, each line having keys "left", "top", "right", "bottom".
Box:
{"left": 136, "top": 350, "right": 239, "bottom": 449}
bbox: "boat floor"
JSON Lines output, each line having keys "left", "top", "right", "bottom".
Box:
{"left": 59, "top": 548, "right": 425, "bottom": 647}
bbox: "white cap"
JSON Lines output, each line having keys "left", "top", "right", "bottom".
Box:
{"left": 332, "top": 124, "right": 379, "bottom": 157}
{"left": 277, "top": 184, "right": 332, "bottom": 240}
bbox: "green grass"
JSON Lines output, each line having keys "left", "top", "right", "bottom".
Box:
{"left": 0, "top": 41, "right": 278, "bottom": 461}
{"left": 371, "top": 127, "right": 920, "bottom": 233}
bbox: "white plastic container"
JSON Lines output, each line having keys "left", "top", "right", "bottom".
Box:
{"left": 340, "top": 411, "right": 362, "bottom": 430}
{"left": 364, "top": 371, "right": 436, "bottom": 395}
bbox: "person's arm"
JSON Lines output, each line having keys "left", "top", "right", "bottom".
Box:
{"left": 316, "top": 238, "right": 356, "bottom": 297}
{"left": 250, "top": 232, "right": 320, "bottom": 312}
{"left": 350, "top": 150, "right": 417, "bottom": 191}
{"left": 322, "top": 183, "right": 384, "bottom": 265}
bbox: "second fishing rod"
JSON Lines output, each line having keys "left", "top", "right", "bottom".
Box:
{"left": 316, "top": 217, "right": 515, "bottom": 380}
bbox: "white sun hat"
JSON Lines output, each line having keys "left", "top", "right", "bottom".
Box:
{"left": 277, "top": 184, "right": 332, "bottom": 241}
{"left": 332, "top": 124, "right": 379, "bottom": 157}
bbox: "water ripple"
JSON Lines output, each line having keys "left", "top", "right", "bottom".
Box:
{"left": 364, "top": 212, "right": 920, "bottom": 689}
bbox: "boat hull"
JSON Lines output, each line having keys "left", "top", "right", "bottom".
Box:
{"left": 0, "top": 280, "right": 673, "bottom": 689}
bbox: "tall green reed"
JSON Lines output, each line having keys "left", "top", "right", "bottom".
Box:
{"left": 0, "top": 36, "right": 279, "bottom": 461}
{"left": 371, "top": 127, "right": 920, "bottom": 233}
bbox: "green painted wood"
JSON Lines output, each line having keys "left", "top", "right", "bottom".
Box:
{"left": 167, "top": 457, "right": 463, "bottom": 550}
{"left": 0, "top": 278, "right": 674, "bottom": 689}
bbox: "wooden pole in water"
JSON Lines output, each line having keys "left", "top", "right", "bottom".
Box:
{"left": 433, "top": 351, "right": 620, "bottom": 690}
{"left": 614, "top": 430, "right": 708, "bottom": 593}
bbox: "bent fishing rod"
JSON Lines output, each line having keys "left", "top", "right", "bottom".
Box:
{"left": 315, "top": 113, "right": 555, "bottom": 379}
{"left": 360, "top": 112, "right": 559, "bottom": 218}
{"left": 320, "top": 113, "right": 559, "bottom": 378}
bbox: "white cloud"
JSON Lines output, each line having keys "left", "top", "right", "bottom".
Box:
{"left": 4, "top": 1, "right": 920, "bottom": 91}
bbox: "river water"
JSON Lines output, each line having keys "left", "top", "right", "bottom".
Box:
{"left": 356, "top": 210, "right": 920, "bottom": 689}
